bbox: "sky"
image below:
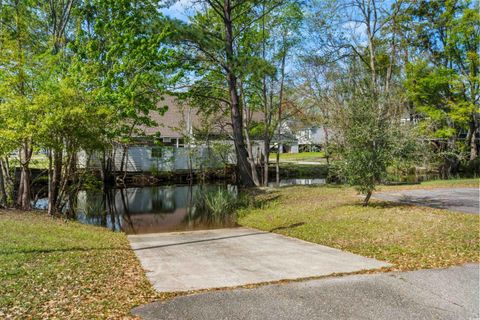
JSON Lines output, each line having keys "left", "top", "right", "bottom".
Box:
{"left": 161, "top": 0, "right": 196, "bottom": 21}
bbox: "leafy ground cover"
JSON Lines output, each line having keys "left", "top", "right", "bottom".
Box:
{"left": 239, "top": 178, "right": 479, "bottom": 271}
{"left": 0, "top": 210, "right": 165, "bottom": 319}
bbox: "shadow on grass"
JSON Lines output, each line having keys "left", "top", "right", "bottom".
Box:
{"left": 361, "top": 201, "right": 413, "bottom": 209}
{"left": 240, "top": 188, "right": 281, "bottom": 209}
{"left": 269, "top": 222, "right": 306, "bottom": 232}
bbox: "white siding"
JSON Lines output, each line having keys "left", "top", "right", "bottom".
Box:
{"left": 78, "top": 140, "right": 267, "bottom": 172}
{"left": 296, "top": 126, "right": 326, "bottom": 145}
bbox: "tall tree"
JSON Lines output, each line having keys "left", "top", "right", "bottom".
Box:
{"left": 402, "top": 0, "right": 479, "bottom": 168}
{"left": 298, "top": 0, "right": 421, "bottom": 204}
{"left": 0, "top": 0, "right": 177, "bottom": 213}
{"left": 174, "top": 0, "right": 288, "bottom": 187}
{"left": 72, "top": 0, "right": 179, "bottom": 188}
{"left": 0, "top": 0, "right": 47, "bottom": 210}
{"left": 259, "top": 2, "right": 302, "bottom": 184}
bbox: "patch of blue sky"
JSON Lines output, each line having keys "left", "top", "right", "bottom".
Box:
{"left": 161, "top": 0, "right": 198, "bottom": 21}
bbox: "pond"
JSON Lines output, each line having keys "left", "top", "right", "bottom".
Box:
{"left": 76, "top": 184, "right": 241, "bottom": 234}
{"left": 268, "top": 178, "right": 326, "bottom": 187}
{"left": 35, "top": 178, "right": 326, "bottom": 235}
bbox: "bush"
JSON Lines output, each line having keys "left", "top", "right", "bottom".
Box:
{"left": 330, "top": 89, "right": 425, "bottom": 205}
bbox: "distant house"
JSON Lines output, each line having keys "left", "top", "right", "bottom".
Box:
{"left": 79, "top": 96, "right": 263, "bottom": 172}
{"left": 270, "top": 100, "right": 329, "bottom": 153}
{"left": 294, "top": 126, "right": 326, "bottom": 152}
{"left": 276, "top": 119, "right": 327, "bottom": 153}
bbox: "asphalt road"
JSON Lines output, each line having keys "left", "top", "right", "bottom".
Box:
{"left": 373, "top": 188, "right": 479, "bottom": 214}
{"left": 132, "top": 264, "right": 479, "bottom": 320}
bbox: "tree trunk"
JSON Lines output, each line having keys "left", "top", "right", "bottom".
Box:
{"left": 261, "top": 4, "right": 270, "bottom": 186}
{"left": 48, "top": 148, "right": 62, "bottom": 215}
{"left": 16, "top": 142, "right": 32, "bottom": 210}
{"left": 100, "top": 150, "right": 113, "bottom": 188}
{"left": 363, "top": 191, "right": 372, "bottom": 206}
{"left": 263, "top": 136, "right": 270, "bottom": 185}
{"left": 48, "top": 150, "right": 53, "bottom": 214}
{"left": 243, "top": 124, "right": 261, "bottom": 186}
{"left": 240, "top": 80, "right": 261, "bottom": 186}
{"left": 0, "top": 161, "right": 7, "bottom": 208}
{"left": 223, "top": 1, "right": 255, "bottom": 187}
{"left": 466, "top": 121, "right": 478, "bottom": 161}
{"left": 17, "top": 165, "right": 31, "bottom": 210}
{"left": 0, "top": 159, "right": 13, "bottom": 208}
{"left": 323, "top": 126, "right": 330, "bottom": 166}
{"left": 275, "top": 45, "right": 287, "bottom": 185}
{"left": 275, "top": 145, "right": 281, "bottom": 184}
{"left": 120, "top": 144, "right": 129, "bottom": 182}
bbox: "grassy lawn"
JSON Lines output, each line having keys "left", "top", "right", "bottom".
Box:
{"left": 269, "top": 151, "right": 326, "bottom": 162}
{"left": 239, "top": 178, "right": 479, "bottom": 271}
{"left": 382, "top": 178, "right": 479, "bottom": 190}
{"left": 9, "top": 154, "right": 49, "bottom": 169}
{"left": 1, "top": 179, "right": 477, "bottom": 317}
{"left": 0, "top": 210, "right": 161, "bottom": 319}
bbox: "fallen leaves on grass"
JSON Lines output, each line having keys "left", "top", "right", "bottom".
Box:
{"left": 239, "top": 182, "right": 479, "bottom": 271}
{"left": 0, "top": 210, "right": 159, "bottom": 319}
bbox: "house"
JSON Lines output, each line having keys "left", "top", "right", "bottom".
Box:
{"left": 276, "top": 120, "right": 327, "bottom": 153}
{"left": 294, "top": 125, "right": 326, "bottom": 152}
{"left": 79, "top": 95, "right": 329, "bottom": 173}
{"left": 79, "top": 96, "right": 263, "bottom": 172}
{"left": 272, "top": 100, "right": 328, "bottom": 153}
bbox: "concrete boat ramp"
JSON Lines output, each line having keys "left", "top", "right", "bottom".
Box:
{"left": 128, "top": 227, "right": 390, "bottom": 293}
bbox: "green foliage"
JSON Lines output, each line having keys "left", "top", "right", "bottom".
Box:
{"left": 209, "top": 142, "right": 234, "bottom": 167}
{"left": 0, "top": 0, "right": 180, "bottom": 211}
{"left": 204, "top": 189, "right": 239, "bottom": 216}
{"left": 402, "top": 0, "right": 479, "bottom": 161}
{"left": 71, "top": 0, "right": 179, "bottom": 142}
{"left": 0, "top": 1, "right": 45, "bottom": 156}
{"left": 405, "top": 61, "right": 475, "bottom": 139}
{"left": 331, "top": 88, "right": 424, "bottom": 200}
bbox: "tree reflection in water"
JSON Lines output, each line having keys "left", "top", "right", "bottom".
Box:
{"left": 75, "top": 184, "right": 238, "bottom": 234}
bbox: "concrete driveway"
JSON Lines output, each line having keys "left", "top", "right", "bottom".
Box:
{"left": 132, "top": 264, "right": 479, "bottom": 320}
{"left": 373, "top": 188, "right": 479, "bottom": 214}
{"left": 128, "top": 228, "right": 390, "bottom": 292}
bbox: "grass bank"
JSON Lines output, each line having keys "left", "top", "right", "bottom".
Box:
{"left": 0, "top": 210, "right": 162, "bottom": 319}
{"left": 239, "top": 178, "right": 479, "bottom": 271}
{"left": 269, "top": 151, "right": 326, "bottom": 162}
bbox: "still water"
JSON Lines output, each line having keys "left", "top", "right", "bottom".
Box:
{"left": 75, "top": 184, "right": 239, "bottom": 234}
{"left": 35, "top": 179, "right": 326, "bottom": 235}
{"left": 268, "top": 178, "right": 326, "bottom": 187}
